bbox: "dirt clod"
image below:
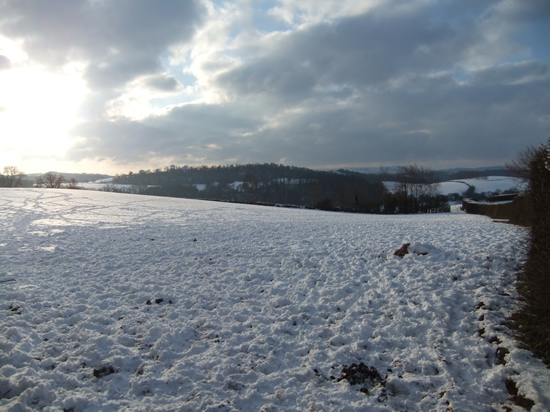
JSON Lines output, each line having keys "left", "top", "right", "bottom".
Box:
{"left": 336, "top": 363, "right": 383, "bottom": 388}
{"left": 394, "top": 243, "right": 410, "bottom": 258}
{"left": 505, "top": 378, "right": 535, "bottom": 410}
{"left": 93, "top": 365, "right": 115, "bottom": 378}
{"left": 496, "top": 347, "right": 510, "bottom": 365}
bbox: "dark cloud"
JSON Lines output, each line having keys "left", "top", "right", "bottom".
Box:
{"left": 85, "top": 56, "right": 161, "bottom": 90}
{"left": 144, "top": 74, "right": 181, "bottom": 92}
{"left": 205, "top": 1, "right": 550, "bottom": 167}
{"left": 70, "top": 119, "right": 180, "bottom": 162}
{"left": 216, "top": 6, "right": 474, "bottom": 101}
{"left": 471, "top": 61, "right": 549, "bottom": 85}
{"left": 87, "top": 59, "right": 547, "bottom": 168}
{"left": 67, "top": 60, "right": 550, "bottom": 168}
{"left": 69, "top": 103, "right": 262, "bottom": 164}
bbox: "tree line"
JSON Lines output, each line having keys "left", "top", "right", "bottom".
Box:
{"left": 0, "top": 166, "right": 25, "bottom": 187}
{"left": 113, "top": 163, "right": 449, "bottom": 214}
{"left": 0, "top": 167, "right": 81, "bottom": 189}
{"left": 1, "top": 162, "right": 456, "bottom": 214}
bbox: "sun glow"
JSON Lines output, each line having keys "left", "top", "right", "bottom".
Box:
{"left": 0, "top": 66, "right": 87, "bottom": 168}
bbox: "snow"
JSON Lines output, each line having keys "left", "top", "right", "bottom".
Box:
{"left": 465, "top": 200, "right": 515, "bottom": 206}
{"left": 275, "top": 178, "right": 306, "bottom": 185}
{"left": 194, "top": 184, "right": 207, "bottom": 192}
{"left": 1, "top": 188, "right": 549, "bottom": 411}
{"left": 229, "top": 181, "right": 244, "bottom": 190}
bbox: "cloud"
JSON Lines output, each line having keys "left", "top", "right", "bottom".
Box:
{"left": 143, "top": 74, "right": 182, "bottom": 92}
{"left": 68, "top": 57, "right": 550, "bottom": 168}
{"left": 1, "top": 0, "right": 549, "bottom": 172}
{"left": 70, "top": 119, "right": 179, "bottom": 162}
{"left": 69, "top": 102, "right": 263, "bottom": 164}
{"left": 188, "top": 1, "right": 549, "bottom": 167}
{"left": 215, "top": 11, "right": 465, "bottom": 101}
{"left": 471, "top": 61, "right": 550, "bottom": 85}
{"left": 0, "top": 0, "right": 202, "bottom": 87}
{"left": 0, "top": 55, "right": 11, "bottom": 70}
{"left": 213, "top": 0, "right": 548, "bottom": 103}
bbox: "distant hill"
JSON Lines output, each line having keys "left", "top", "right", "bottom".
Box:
{"left": 435, "top": 167, "right": 511, "bottom": 181}
{"left": 339, "top": 166, "right": 511, "bottom": 182}
{"left": 113, "top": 163, "right": 386, "bottom": 212}
{"left": 19, "top": 163, "right": 517, "bottom": 211}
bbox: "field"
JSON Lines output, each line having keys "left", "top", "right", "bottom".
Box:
{"left": 0, "top": 189, "right": 548, "bottom": 411}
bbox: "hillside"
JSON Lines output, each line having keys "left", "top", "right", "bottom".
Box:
{"left": 438, "top": 176, "right": 524, "bottom": 196}
{"left": 106, "top": 164, "right": 522, "bottom": 211}
{"left": 113, "top": 164, "right": 386, "bottom": 211}
{"left": 1, "top": 188, "right": 549, "bottom": 411}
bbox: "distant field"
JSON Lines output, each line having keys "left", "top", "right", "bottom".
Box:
{"left": 438, "top": 176, "right": 524, "bottom": 195}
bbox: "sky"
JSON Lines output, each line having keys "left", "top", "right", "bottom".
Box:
{"left": 0, "top": 0, "right": 549, "bottom": 175}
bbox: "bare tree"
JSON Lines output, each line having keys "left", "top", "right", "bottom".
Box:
{"left": 35, "top": 172, "right": 65, "bottom": 188}
{"left": 393, "top": 164, "right": 441, "bottom": 212}
{"left": 0, "top": 166, "right": 26, "bottom": 187}
{"left": 101, "top": 184, "right": 125, "bottom": 193}
{"left": 242, "top": 173, "right": 259, "bottom": 202}
{"left": 66, "top": 178, "right": 80, "bottom": 189}
{"left": 378, "top": 166, "right": 391, "bottom": 182}
{"left": 506, "top": 145, "right": 546, "bottom": 184}
{"left": 395, "top": 164, "right": 439, "bottom": 194}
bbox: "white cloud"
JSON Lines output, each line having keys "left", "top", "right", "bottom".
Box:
{"left": 273, "top": 0, "right": 384, "bottom": 25}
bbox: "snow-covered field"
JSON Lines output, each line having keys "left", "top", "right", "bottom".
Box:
{"left": 1, "top": 189, "right": 549, "bottom": 411}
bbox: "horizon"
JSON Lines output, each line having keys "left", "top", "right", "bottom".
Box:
{"left": 17, "top": 162, "right": 511, "bottom": 178}
{"left": 1, "top": 1, "right": 548, "bottom": 174}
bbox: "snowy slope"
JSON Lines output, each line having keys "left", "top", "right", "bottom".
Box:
{"left": 1, "top": 189, "right": 548, "bottom": 411}
{"left": 384, "top": 176, "right": 523, "bottom": 197}
{"left": 439, "top": 177, "right": 524, "bottom": 196}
